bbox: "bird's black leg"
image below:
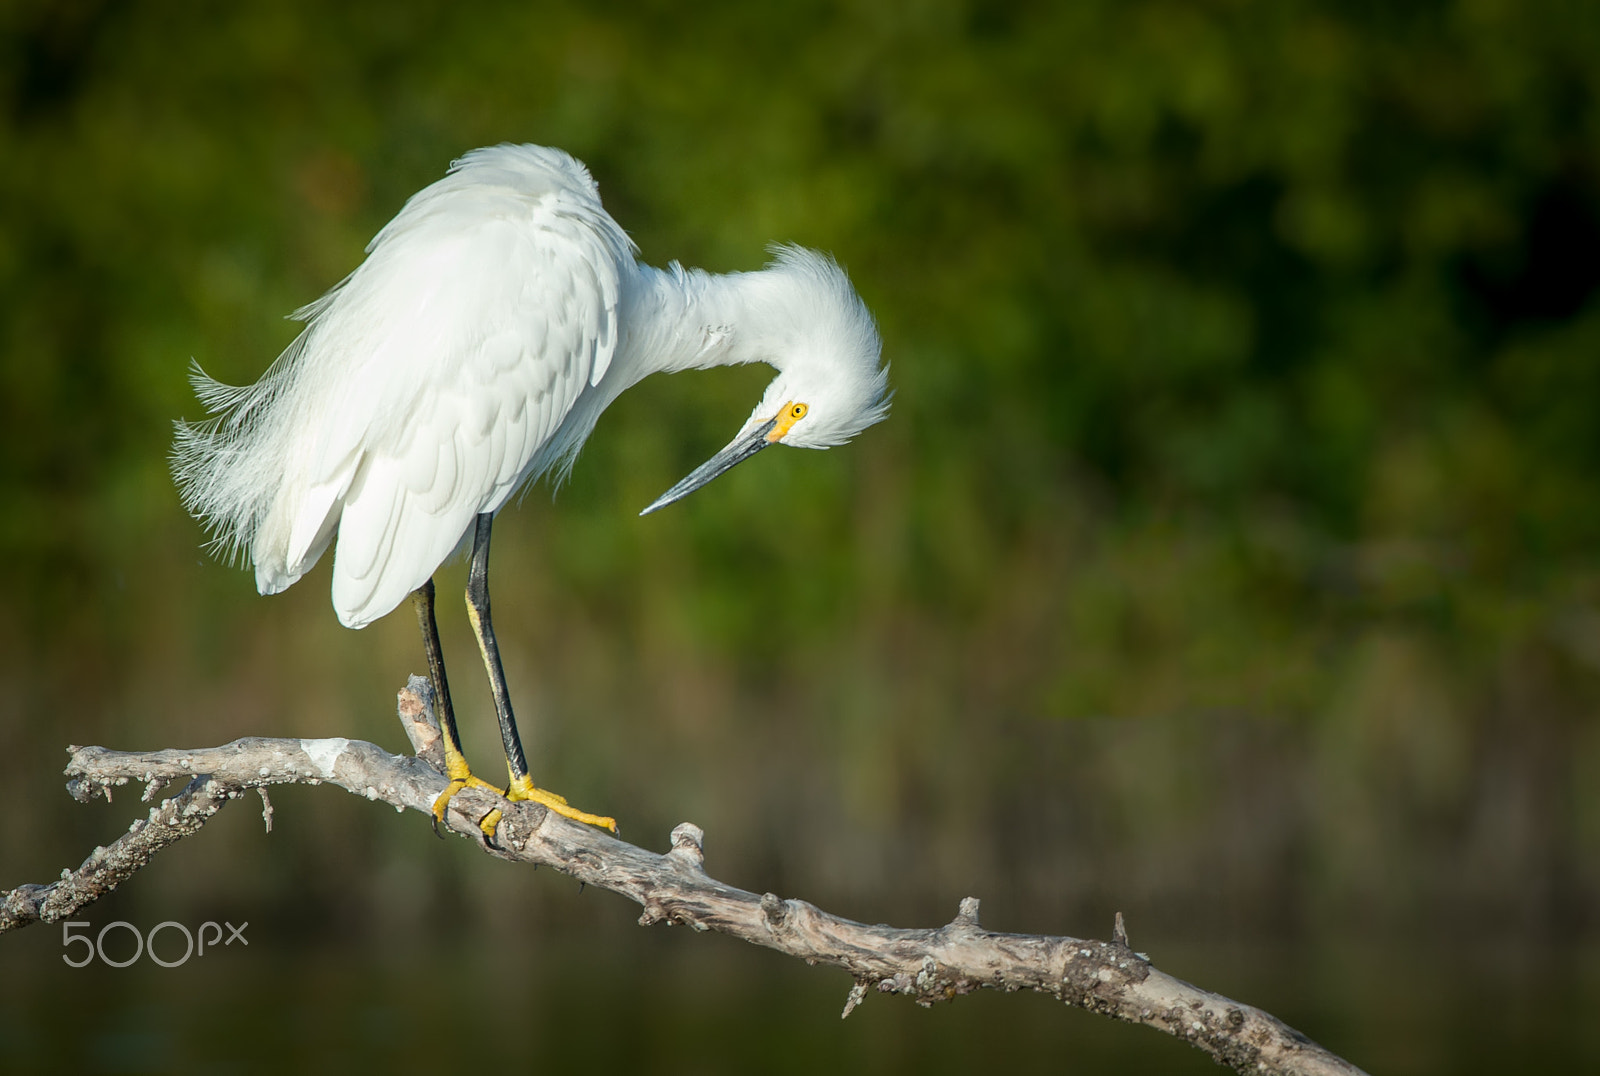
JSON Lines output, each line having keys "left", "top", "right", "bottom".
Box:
{"left": 465, "top": 513, "right": 529, "bottom": 784}
{"left": 413, "top": 577, "right": 463, "bottom": 758}
{"left": 465, "top": 512, "right": 616, "bottom": 833}
{"left": 412, "top": 577, "right": 499, "bottom": 837}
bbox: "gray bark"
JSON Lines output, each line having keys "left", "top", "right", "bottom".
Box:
{"left": 0, "top": 676, "right": 1367, "bottom": 1076}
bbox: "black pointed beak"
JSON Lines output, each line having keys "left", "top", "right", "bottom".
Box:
{"left": 640, "top": 418, "right": 779, "bottom": 516}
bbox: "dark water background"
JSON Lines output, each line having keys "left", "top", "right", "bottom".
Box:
{"left": 4, "top": 2, "right": 1600, "bottom": 1072}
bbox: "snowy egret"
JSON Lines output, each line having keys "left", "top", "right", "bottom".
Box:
{"left": 173, "top": 144, "right": 890, "bottom": 836}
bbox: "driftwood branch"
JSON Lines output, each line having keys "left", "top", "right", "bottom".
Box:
{"left": 1, "top": 676, "right": 1367, "bottom": 1076}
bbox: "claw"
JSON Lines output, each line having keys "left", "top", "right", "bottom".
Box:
{"left": 479, "top": 806, "right": 504, "bottom": 842}
{"left": 505, "top": 773, "right": 617, "bottom": 832}
{"left": 430, "top": 773, "right": 502, "bottom": 835}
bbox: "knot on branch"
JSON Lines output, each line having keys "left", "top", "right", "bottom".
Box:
{"left": 1060, "top": 939, "right": 1155, "bottom": 1014}
{"left": 760, "top": 892, "right": 790, "bottom": 932}
{"left": 666, "top": 822, "right": 705, "bottom": 872}
{"left": 949, "top": 896, "right": 982, "bottom": 932}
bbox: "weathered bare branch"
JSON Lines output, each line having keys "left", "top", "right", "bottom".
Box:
{"left": 0, "top": 675, "right": 1367, "bottom": 1076}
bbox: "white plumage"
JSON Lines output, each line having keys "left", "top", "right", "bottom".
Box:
{"left": 173, "top": 144, "right": 890, "bottom": 627}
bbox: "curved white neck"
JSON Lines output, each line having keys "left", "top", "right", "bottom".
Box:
{"left": 618, "top": 262, "right": 795, "bottom": 384}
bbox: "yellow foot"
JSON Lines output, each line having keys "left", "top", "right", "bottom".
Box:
{"left": 503, "top": 773, "right": 617, "bottom": 833}
{"left": 431, "top": 773, "right": 505, "bottom": 835}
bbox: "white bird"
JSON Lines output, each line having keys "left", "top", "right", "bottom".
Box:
{"left": 173, "top": 143, "right": 890, "bottom": 835}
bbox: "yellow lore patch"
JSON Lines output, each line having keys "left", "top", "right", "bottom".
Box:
{"left": 767, "top": 401, "right": 809, "bottom": 442}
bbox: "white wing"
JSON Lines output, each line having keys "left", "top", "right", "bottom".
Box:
{"left": 178, "top": 146, "right": 636, "bottom": 628}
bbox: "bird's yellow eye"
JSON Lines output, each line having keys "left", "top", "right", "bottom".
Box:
{"left": 768, "top": 401, "right": 809, "bottom": 441}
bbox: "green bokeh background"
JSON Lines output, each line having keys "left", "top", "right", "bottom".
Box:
{"left": 3, "top": 1, "right": 1599, "bottom": 1072}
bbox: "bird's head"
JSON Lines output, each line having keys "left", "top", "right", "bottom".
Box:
{"left": 641, "top": 246, "right": 890, "bottom": 515}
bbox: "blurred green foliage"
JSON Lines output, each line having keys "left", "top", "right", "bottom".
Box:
{"left": 4, "top": 1, "right": 1599, "bottom": 674}
{"left": 2, "top": 2, "right": 1599, "bottom": 1072}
